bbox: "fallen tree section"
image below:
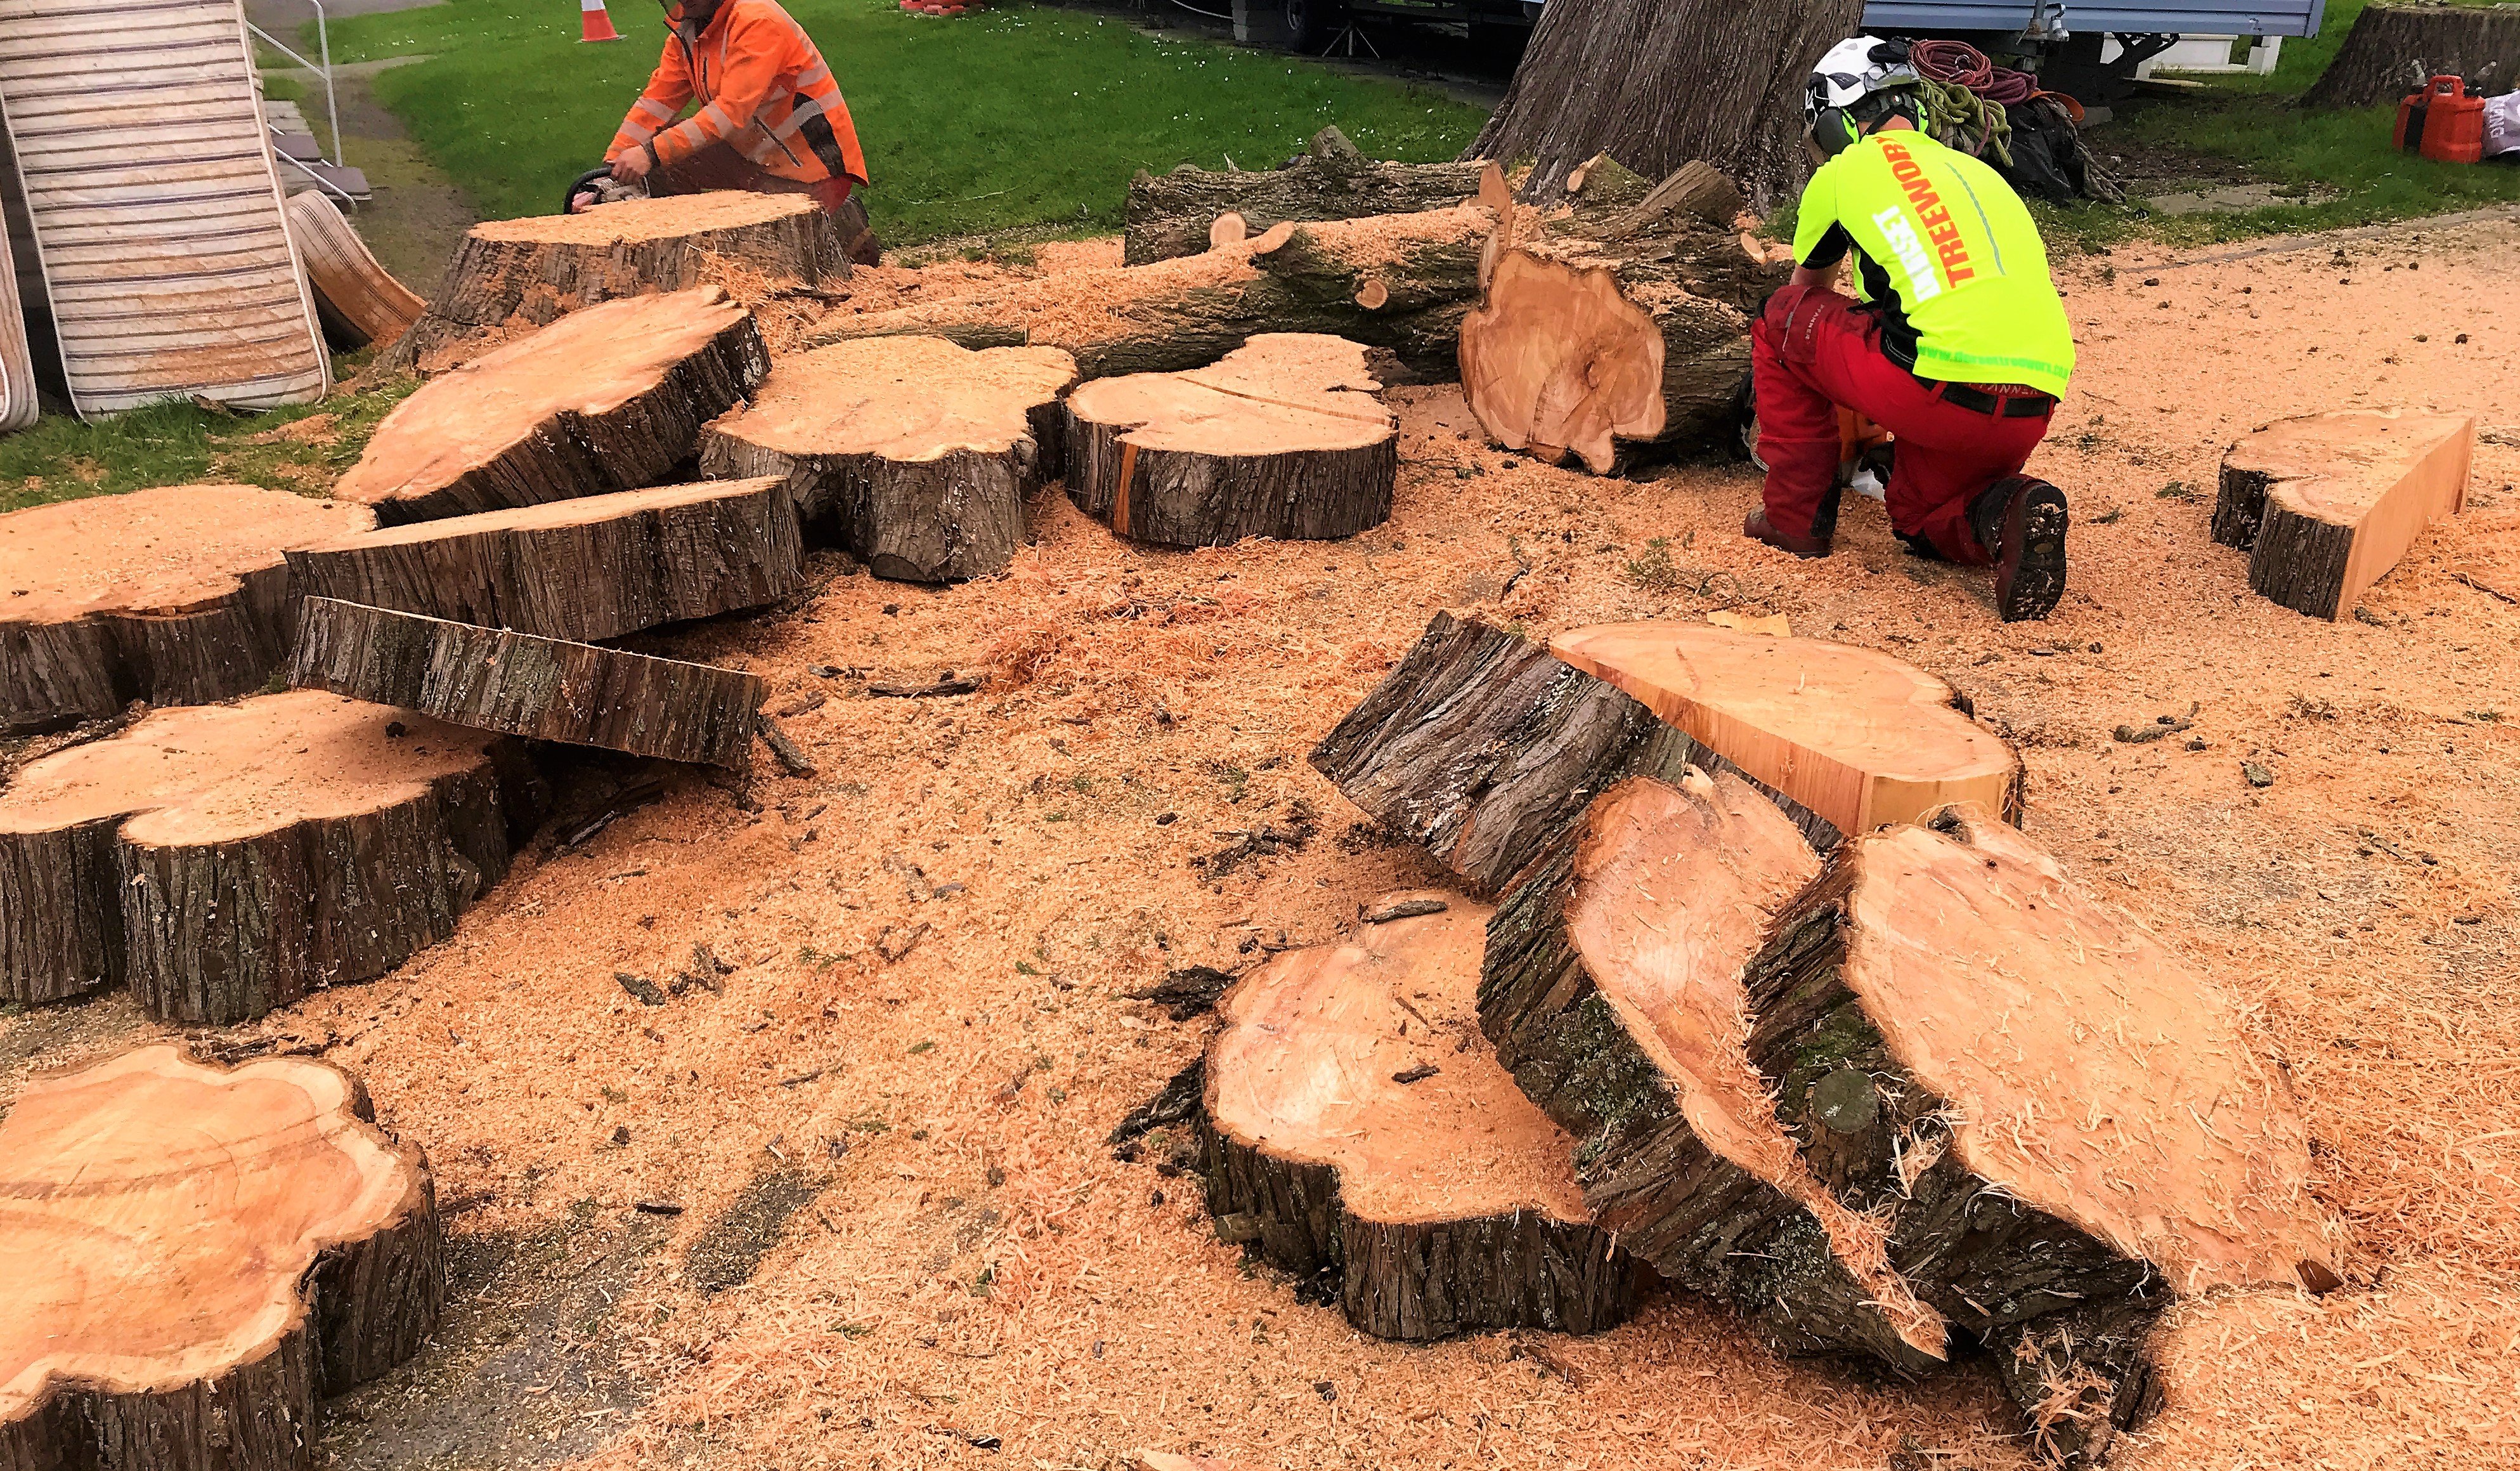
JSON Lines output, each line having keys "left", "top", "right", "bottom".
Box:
{"left": 2211, "top": 408, "right": 2474, "bottom": 620}
{"left": 0, "top": 1045, "right": 440, "bottom": 1471}
{"left": 337, "top": 287, "right": 769, "bottom": 525}
{"left": 0, "top": 484, "right": 377, "bottom": 733}
{"left": 289, "top": 478, "right": 805, "bottom": 641}
{"left": 0, "top": 691, "right": 523, "bottom": 1020}
{"left": 1065, "top": 334, "right": 1395, "bottom": 548}
{"left": 1126, "top": 126, "right": 1486, "bottom": 265}
{"left": 1200, "top": 891, "right": 1642, "bottom": 1340}
{"left": 290, "top": 599, "right": 765, "bottom": 769}
{"left": 698, "top": 336, "right": 1078, "bottom": 582}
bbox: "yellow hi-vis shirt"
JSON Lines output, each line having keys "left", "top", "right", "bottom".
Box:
{"left": 1791, "top": 127, "right": 2074, "bottom": 396}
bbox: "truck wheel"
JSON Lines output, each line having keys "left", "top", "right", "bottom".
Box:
{"left": 1285, "top": 0, "right": 1341, "bottom": 49}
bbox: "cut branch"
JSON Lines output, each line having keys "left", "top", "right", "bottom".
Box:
{"left": 2211, "top": 408, "right": 2474, "bottom": 620}
{"left": 1127, "top": 127, "right": 1486, "bottom": 265}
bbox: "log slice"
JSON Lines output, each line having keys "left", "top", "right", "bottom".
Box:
{"left": 2211, "top": 407, "right": 2474, "bottom": 620}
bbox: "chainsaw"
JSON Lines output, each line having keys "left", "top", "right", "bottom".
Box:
{"left": 564, "top": 166, "right": 648, "bottom": 214}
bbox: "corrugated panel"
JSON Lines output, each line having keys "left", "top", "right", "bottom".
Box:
{"left": 0, "top": 0, "right": 328, "bottom": 419}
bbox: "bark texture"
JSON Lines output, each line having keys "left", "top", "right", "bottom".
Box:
{"left": 2211, "top": 409, "right": 2474, "bottom": 621}
{"left": 1126, "top": 127, "right": 1486, "bottom": 265}
{"left": 2301, "top": 1, "right": 2520, "bottom": 108}
{"left": 1, "top": 565, "right": 291, "bottom": 733}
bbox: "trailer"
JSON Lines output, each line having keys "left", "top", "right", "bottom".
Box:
{"left": 1859, "top": 0, "right": 2328, "bottom": 98}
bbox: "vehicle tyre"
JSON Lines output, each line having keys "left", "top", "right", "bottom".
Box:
{"left": 1285, "top": 0, "right": 1342, "bottom": 49}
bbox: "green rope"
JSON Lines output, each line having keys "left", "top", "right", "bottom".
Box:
{"left": 1912, "top": 78, "right": 2013, "bottom": 167}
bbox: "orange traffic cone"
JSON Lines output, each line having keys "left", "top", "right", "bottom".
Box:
{"left": 580, "top": 0, "right": 624, "bottom": 42}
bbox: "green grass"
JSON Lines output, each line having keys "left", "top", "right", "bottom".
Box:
{"left": 0, "top": 376, "right": 415, "bottom": 514}
{"left": 316, "top": 0, "right": 1485, "bottom": 244}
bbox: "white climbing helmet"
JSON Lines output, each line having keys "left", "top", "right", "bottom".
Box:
{"left": 1805, "top": 36, "right": 1918, "bottom": 133}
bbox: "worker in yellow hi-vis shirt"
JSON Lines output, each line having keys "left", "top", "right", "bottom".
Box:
{"left": 1746, "top": 36, "right": 2075, "bottom": 622}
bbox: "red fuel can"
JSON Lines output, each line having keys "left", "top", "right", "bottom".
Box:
{"left": 2415, "top": 75, "right": 2486, "bottom": 164}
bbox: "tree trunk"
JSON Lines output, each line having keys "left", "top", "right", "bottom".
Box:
{"left": 0, "top": 1044, "right": 441, "bottom": 1471}
{"left": 2211, "top": 408, "right": 2474, "bottom": 621}
{"left": 337, "top": 287, "right": 769, "bottom": 526}
{"left": 288, "top": 478, "right": 806, "bottom": 642}
{"left": 1, "top": 485, "right": 376, "bottom": 733}
{"left": 2301, "top": 1, "right": 2520, "bottom": 108}
{"left": 1126, "top": 126, "right": 1488, "bottom": 265}
{"left": 289, "top": 598, "right": 766, "bottom": 769}
{"left": 0, "top": 691, "right": 526, "bottom": 1021}
{"left": 697, "top": 336, "right": 1079, "bottom": 582}
{"left": 1064, "top": 334, "right": 1396, "bottom": 548}
{"left": 285, "top": 192, "right": 427, "bottom": 350}
{"left": 1463, "top": 0, "right": 1864, "bottom": 210}
{"left": 1198, "top": 891, "right": 1644, "bottom": 1340}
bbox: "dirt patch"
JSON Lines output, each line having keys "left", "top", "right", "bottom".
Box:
{"left": 686, "top": 1165, "right": 831, "bottom": 1294}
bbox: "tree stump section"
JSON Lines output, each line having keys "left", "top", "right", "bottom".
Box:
{"left": 0, "top": 484, "right": 377, "bottom": 733}
{"left": 2210, "top": 408, "right": 2474, "bottom": 621}
{"left": 285, "top": 192, "right": 427, "bottom": 350}
{"left": 1550, "top": 620, "right": 2019, "bottom": 837}
{"left": 337, "top": 287, "right": 769, "bottom": 525}
{"left": 2302, "top": 1, "right": 2520, "bottom": 107}
{"left": 392, "top": 191, "right": 843, "bottom": 371}
{"left": 1126, "top": 126, "right": 1487, "bottom": 265}
{"left": 0, "top": 691, "right": 522, "bottom": 1020}
{"left": 289, "top": 478, "right": 805, "bottom": 642}
{"left": 1065, "top": 334, "right": 1396, "bottom": 548}
{"left": 1200, "top": 891, "right": 1643, "bottom": 1340}
{"left": 697, "top": 336, "right": 1079, "bottom": 582}
{"left": 0, "top": 1045, "right": 441, "bottom": 1471}
{"left": 290, "top": 598, "right": 765, "bottom": 769}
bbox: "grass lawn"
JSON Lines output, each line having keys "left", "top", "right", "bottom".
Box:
{"left": 0, "top": 377, "right": 413, "bottom": 515}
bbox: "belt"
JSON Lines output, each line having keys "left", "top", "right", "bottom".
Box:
{"left": 1930, "top": 379, "right": 2055, "bottom": 418}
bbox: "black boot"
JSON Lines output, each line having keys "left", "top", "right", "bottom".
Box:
{"left": 1969, "top": 476, "right": 2069, "bottom": 622}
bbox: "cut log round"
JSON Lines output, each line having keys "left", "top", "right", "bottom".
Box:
{"left": 0, "top": 1044, "right": 440, "bottom": 1471}
{"left": 391, "top": 191, "right": 843, "bottom": 371}
{"left": 1063, "top": 334, "right": 1396, "bottom": 548}
{"left": 337, "top": 287, "right": 769, "bottom": 525}
{"left": 1126, "top": 127, "right": 1486, "bottom": 265}
{"left": 287, "top": 478, "right": 805, "bottom": 641}
{"left": 2210, "top": 407, "right": 2474, "bottom": 621}
{"left": 1200, "top": 891, "right": 1644, "bottom": 1340}
{"left": 696, "top": 336, "right": 1079, "bottom": 582}
{"left": 1549, "top": 620, "right": 2019, "bottom": 837}
{"left": 2301, "top": 1, "right": 2520, "bottom": 108}
{"left": 0, "top": 484, "right": 377, "bottom": 734}
{"left": 285, "top": 192, "right": 428, "bottom": 350}
{"left": 0, "top": 690, "right": 523, "bottom": 1020}
{"left": 289, "top": 598, "right": 765, "bottom": 769}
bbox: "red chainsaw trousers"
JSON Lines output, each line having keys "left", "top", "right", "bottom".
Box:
{"left": 1752, "top": 284, "right": 2055, "bottom": 565}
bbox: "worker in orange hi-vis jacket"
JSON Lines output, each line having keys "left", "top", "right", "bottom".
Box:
{"left": 595, "top": 0, "right": 881, "bottom": 261}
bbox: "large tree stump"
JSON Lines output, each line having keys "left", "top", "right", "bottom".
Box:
{"left": 336, "top": 287, "right": 769, "bottom": 525}
{"left": 0, "top": 1044, "right": 441, "bottom": 1471}
{"left": 391, "top": 191, "right": 843, "bottom": 372}
{"left": 1550, "top": 620, "right": 2019, "bottom": 837}
{"left": 2302, "top": 1, "right": 2520, "bottom": 107}
{"left": 0, "top": 691, "right": 523, "bottom": 1020}
{"left": 1200, "top": 891, "right": 1643, "bottom": 1340}
{"left": 285, "top": 192, "right": 428, "bottom": 350}
{"left": 1126, "top": 126, "right": 1487, "bottom": 265}
{"left": 2210, "top": 408, "right": 2474, "bottom": 621}
{"left": 289, "top": 598, "right": 765, "bottom": 769}
{"left": 0, "top": 485, "right": 375, "bottom": 733}
{"left": 697, "top": 336, "right": 1078, "bottom": 582}
{"left": 1064, "top": 334, "right": 1396, "bottom": 549}
{"left": 288, "top": 478, "right": 805, "bottom": 642}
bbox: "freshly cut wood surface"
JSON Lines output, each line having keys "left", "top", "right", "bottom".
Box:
{"left": 698, "top": 336, "right": 1078, "bottom": 582}
{"left": 1065, "top": 334, "right": 1396, "bottom": 548}
{"left": 2211, "top": 407, "right": 2474, "bottom": 620}
{"left": 0, "top": 690, "right": 519, "bottom": 1018}
{"left": 337, "top": 287, "right": 769, "bottom": 525}
{"left": 289, "top": 478, "right": 804, "bottom": 641}
{"left": 290, "top": 598, "right": 765, "bottom": 769}
{"left": 285, "top": 192, "right": 427, "bottom": 349}
{"left": 1549, "top": 620, "right": 2018, "bottom": 836}
{"left": 1202, "top": 891, "right": 1640, "bottom": 1340}
{"left": 0, "top": 1044, "right": 439, "bottom": 1471}
{"left": 0, "top": 484, "right": 376, "bottom": 732}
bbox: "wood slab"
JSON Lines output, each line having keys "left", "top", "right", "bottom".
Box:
{"left": 2211, "top": 407, "right": 2475, "bottom": 620}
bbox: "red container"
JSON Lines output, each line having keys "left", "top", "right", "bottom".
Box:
{"left": 2416, "top": 75, "right": 2485, "bottom": 164}
{"left": 2393, "top": 89, "right": 2427, "bottom": 152}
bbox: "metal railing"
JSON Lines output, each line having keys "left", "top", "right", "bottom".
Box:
{"left": 246, "top": 0, "right": 357, "bottom": 205}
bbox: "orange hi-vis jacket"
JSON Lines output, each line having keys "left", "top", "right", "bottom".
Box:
{"left": 606, "top": 0, "right": 869, "bottom": 187}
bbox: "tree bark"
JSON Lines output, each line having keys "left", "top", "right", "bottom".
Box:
{"left": 1126, "top": 127, "right": 1487, "bottom": 265}
{"left": 2301, "top": 1, "right": 2520, "bottom": 108}
{"left": 285, "top": 192, "right": 427, "bottom": 351}
{"left": 2211, "top": 408, "right": 2474, "bottom": 621}
{"left": 290, "top": 598, "right": 766, "bottom": 769}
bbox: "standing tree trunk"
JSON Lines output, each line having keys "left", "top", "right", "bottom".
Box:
{"left": 2301, "top": 1, "right": 2520, "bottom": 108}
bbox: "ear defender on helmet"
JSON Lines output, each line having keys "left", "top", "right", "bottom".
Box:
{"left": 1811, "top": 107, "right": 1860, "bottom": 156}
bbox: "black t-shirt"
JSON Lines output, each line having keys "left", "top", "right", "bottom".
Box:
{"left": 1798, "top": 223, "right": 1923, "bottom": 373}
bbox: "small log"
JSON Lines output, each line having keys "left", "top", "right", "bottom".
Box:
{"left": 1064, "top": 334, "right": 1396, "bottom": 549}
{"left": 285, "top": 192, "right": 427, "bottom": 349}
{"left": 337, "top": 287, "right": 769, "bottom": 525}
{"left": 1200, "top": 890, "right": 1644, "bottom": 1340}
{"left": 288, "top": 478, "right": 805, "bottom": 641}
{"left": 0, "top": 484, "right": 375, "bottom": 733}
{"left": 1125, "top": 126, "right": 1486, "bottom": 265}
{"left": 1612, "top": 160, "right": 1745, "bottom": 235}
{"left": 0, "top": 1044, "right": 441, "bottom": 1471}
{"left": 698, "top": 335, "right": 1078, "bottom": 582}
{"left": 289, "top": 598, "right": 765, "bottom": 769}
{"left": 0, "top": 691, "right": 523, "bottom": 1020}
{"left": 2211, "top": 408, "right": 2474, "bottom": 621}
{"left": 2301, "top": 0, "right": 2520, "bottom": 107}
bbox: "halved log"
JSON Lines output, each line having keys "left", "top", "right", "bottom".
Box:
{"left": 0, "top": 484, "right": 377, "bottom": 733}
{"left": 337, "top": 287, "right": 769, "bottom": 525}
{"left": 0, "top": 691, "right": 523, "bottom": 1020}
{"left": 697, "top": 336, "right": 1079, "bottom": 582}
{"left": 2210, "top": 407, "right": 2474, "bottom": 620}
{"left": 1200, "top": 891, "right": 1644, "bottom": 1340}
{"left": 1126, "top": 126, "right": 1487, "bottom": 265}
{"left": 1065, "top": 334, "right": 1396, "bottom": 549}
{"left": 288, "top": 478, "right": 805, "bottom": 641}
{"left": 289, "top": 598, "right": 765, "bottom": 769}
{"left": 285, "top": 192, "right": 427, "bottom": 350}
{"left": 1549, "top": 620, "right": 2019, "bottom": 837}
{"left": 0, "top": 1044, "right": 439, "bottom": 1471}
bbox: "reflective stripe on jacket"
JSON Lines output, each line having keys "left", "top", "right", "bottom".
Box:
{"left": 606, "top": 0, "right": 868, "bottom": 187}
